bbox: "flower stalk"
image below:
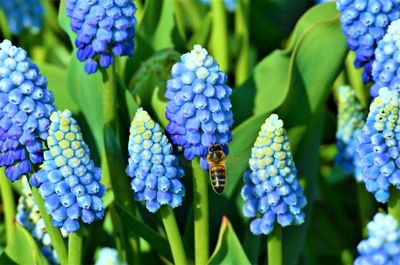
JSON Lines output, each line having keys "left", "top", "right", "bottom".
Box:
{"left": 68, "top": 229, "right": 83, "bottom": 265}
{"left": 0, "top": 168, "right": 15, "bottom": 245}
{"left": 192, "top": 158, "right": 209, "bottom": 265}
{"left": 211, "top": 0, "right": 229, "bottom": 72}
{"left": 267, "top": 225, "right": 282, "bottom": 265}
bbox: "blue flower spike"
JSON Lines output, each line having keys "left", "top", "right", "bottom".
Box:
{"left": 16, "top": 178, "right": 67, "bottom": 264}
{"left": 30, "top": 110, "right": 105, "bottom": 233}
{"left": 199, "top": 0, "right": 236, "bottom": 12}
{"left": 0, "top": 40, "right": 56, "bottom": 182}
{"left": 95, "top": 247, "right": 126, "bottom": 265}
{"left": 241, "top": 114, "right": 307, "bottom": 235}
{"left": 165, "top": 44, "right": 234, "bottom": 170}
{"left": 372, "top": 18, "right": 400, "bottom": 97}
{"left": 356, "top": 87, "right": 400, "bottom": 203}
{"left": 337, "top": 0, "right": 400, "bottom": 83}
{"left": 354, "top": 212, "right": 400, "bottom": 265}
{"left": 126, "top": 108, "right": 185, "bottom": 213}
{"left": 66, "top": 0, "right": 137, "bottom": 74}
{"left": 0, "top": 0, "right": 44, "bottom": 35}
{"left": 335, "top": 85, "right": 365, "bottom": 181}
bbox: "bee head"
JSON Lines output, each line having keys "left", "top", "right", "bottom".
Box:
{"left": 209, "top": 144, "right": 223, "bottom": 152}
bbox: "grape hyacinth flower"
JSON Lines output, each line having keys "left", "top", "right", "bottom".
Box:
{"left": 0, "top": 40, "right": 56, "bottom": 181}
{"left": 335, "top": 86, "right": 365, "bottom": 181}
{"left": 95, "top": 248, "right": 126, "bottom": 265}
{"left": 356, "top": 87, "right": 400, "bottom": 203}
{"left": 198, "top": 0, "right": 236, "bottom": 12}
{"left": 372, "top": 19, "right": 400, "bottom": 97}
{"left": 165, "top": 44, "right": 234, "bottom": 170}
{"left": 30, "top": 110, "right": 105, "bottom": 233}
{"left": 241, "top": 114, "right": 307, "bottom": 235}
{"left": 0, "top": 0, "right": 44, "bottom": 35}
{"left": 16, "top": 178, "right": 67, "bottom": 264}
{"left": 126, "top": 108, "right": 185, "bottom": 213}
{"left": 65, "top": 0, "right": 137, "bottom": 74}
{"left": 337, "top": 0, "right": 400, "bottom": 83}
{"left": 354, "top": 212, "right": 400, "bottom": 264}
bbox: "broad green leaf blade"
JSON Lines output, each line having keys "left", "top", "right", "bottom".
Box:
{"left": 113, "top": 203, "right": 173, "bottom": 262}
{"left": 0, "top": 223, "right": 49, "bottom": 265}
{"left": 209, "top": 217, "right": 251, "bottom": 265}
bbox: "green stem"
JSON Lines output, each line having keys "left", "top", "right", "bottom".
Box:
{"left": 267, "top": 226, "right": 282, "bottom": 265}
{"left": 192, "top": 158, "right": 209, "bottom": 265}
{"left": 160, "top": 206, "right": 187, "bottom": 265}
{"left": 211, "top": 0, "right": 229, "bottom": 72}
{"left": 234, "top": 0, "right": 250, "bottom": 86}
{"left": 388, "top": 188, "right": 400, "bottom": 223}
{"left": 103, "top": 64, "right": 117, "bottom": 126}
{"left": 173, "top": 0, "right": 187, "bottom": 41}
{"left": 68, "top": 229, "right": 83, "bottom": 265}
{"left": 0, "top": 168, "right": 15, "bottom": 245}
{"left": 32, "top": 187, "right": 68, "bottom": 265}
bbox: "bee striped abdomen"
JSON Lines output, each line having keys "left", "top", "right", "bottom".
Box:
{"left": 210, "top": 165, "right": 226, "bottom": 194}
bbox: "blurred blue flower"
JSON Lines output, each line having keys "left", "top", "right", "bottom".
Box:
{"left": 354, "top": 212, "right": 400, "bottom": 265}
{"left": 198, "top": 0, "right": 236, "bottom": 12}
{"left": 95, "top": 247, "right": 126, "bottom": 265}
{"left": 315, "top": 0, "right": 335, "bottom": 3}
{"left": 165, "top": 44, "right": 233, "bottom": 170}
{"left": 241, "top": 114, "right": 307, "bottom": 235}
{"left": 335, "top": 85, "right": 365, "bottom": 181}
{"left": 0, "top": 0, "right": 43, "bottom": 34}
{"left": 66, "top": 0, "right": 137, "bottom": 74}
{"left": 372, "top": 18, "right": 400, "bottom": 97}
{"left": 126, "top": 108, "right": 185, "bottom": 213}
{"left": 30, "top": 110, "right": 105, "bottom": 233}
{"left": 16, "top": 178, "right": 67, "bottom": 264}
{"left": 356, "top": 87, "right": 400, "bottom": 203}
{"left": 337, "top": 0, "right": 400, "bottom": 83}
{"left": 0, "top": 40, "right": 56, "bottom": 181}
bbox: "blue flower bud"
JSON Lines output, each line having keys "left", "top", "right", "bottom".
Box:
{"left": 241, "top": 114, "right": 307, "bottom": 235}
{"left": 354, "top": 213, "right": 400, "bottom": 265}
{"left": 0, "top": 40, "right": 56, "bottom": 181}
{"left": 126, "top": 108, "right": 185, "bottom": 213}
{"left": 30, "top": 110, "right": 105, "bottom": 233}
{"left": 165, "top": 45, "right": 233, "bottom": 169}
{"left": 335, "top": 86, "right": 365, "bottom": 181}
{"left": 16, "top": 178, "right": 67, "bottom": 264}
{"left": 0, "top": 0, "right": 44, "bottom": 34}
{"left": 66, "top": 0, "right": 137, "bottom": 74}
{"left": 356, "top": 87, "right": 400, "bottom": 203}
{"left": 337, "top": 0, "right": 400, "bottom": 83}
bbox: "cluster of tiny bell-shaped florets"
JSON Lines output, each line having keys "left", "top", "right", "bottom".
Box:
{"left": 371, "top": 19, "right": 400, "bottom": 97}
{"left": 0, "top": 40, "right": 56, "bottom": 182}
{"left": 16, "top": 179, "right": 67, "bottom": 264}
{"left": 165, "top": 44, "right": 234, "bottom": 170}
{"left": 356, "top": 87, "right": 400, "bottom": 203}
{"left": 126, "top": 108, "right": 185, "bottom": 213}
{"left": 354, "top": 212, "right": 400, "bottom": 265}
{"left": 30, "top": 110, "right": 105, "bottom": 233}
{"left": 337, "top": 0, "right": 400, "bottom": 83}
{"left": 0, "top": 0, "right": 43, "bottom": 35}
{"left": 66, "top": 0, "right": 137, "bottom": 74}
{"left": 335, "top": 86, "right": 365, "bottom": 181}
{"left": 241, "top": 114, "right": 307, "bottom": 235}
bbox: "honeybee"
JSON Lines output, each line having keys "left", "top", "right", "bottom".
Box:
{"left": 206, "top": 144, "right": 227, "bottom": 194}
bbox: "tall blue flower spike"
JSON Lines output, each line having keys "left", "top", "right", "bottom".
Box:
{"left": 0, "top": 40, "right": 56, "bottom": 181}
{"left": 335, "top": 86, "right": 365, "bottom": 181}
{"left": 165, "top": 44, "right": 234, "bottom": 170}
{"left": 30, "top": 110, "right": 105, "bottom": 233}
{"left": 95, "top": 248, "right": 126, "bottom": 265}
{"left": 356, "top": 87, "right": 400, "bottom": 203}
{"left": 126, "top": 108, "right": 185, "bottom": 213}
{"left": 372, "top": 19, "right": 400, "bottom": 97}
{"left": 0, "top": 0, "right": 43, "bottom": 35}
{"left": 337, "top": 0, "right": 400, "bottom": 83}
{"left": 16, "top": 178, "right": 67, "bottom": 264}
{"left": 66, "top": 0, "right": 137, "bottom": 74}
{"left": 198, "top": 0, "right": 236, "bottom": 12}
{"left": 241, "top": 114, "right": 307, "bottom": 235}
{"left": 354, "top": 212, "right": 400, "bottom": 265}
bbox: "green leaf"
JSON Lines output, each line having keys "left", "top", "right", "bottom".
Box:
{"left": 58, "top": 0, "right": 75, "bottom": 45}
{"left": 0, "top": 223, "right": 49, "bottom": 265}
{"left": 209, "top": 217, "right": 251, "bottom": 265}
